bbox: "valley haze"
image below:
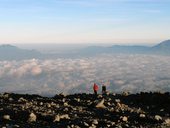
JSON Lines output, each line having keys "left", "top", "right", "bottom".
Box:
{"left": 0, "top": 40, "right": 170, "bottom": 96}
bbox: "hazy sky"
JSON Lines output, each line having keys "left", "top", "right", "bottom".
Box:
{"left": 0, "top": 0, "right": 170, "bottom": 44}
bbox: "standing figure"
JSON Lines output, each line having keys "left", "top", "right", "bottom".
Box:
{"left": 102, "top": 84, "right": 106, "bottom": 94}
{"left": 93, "top": 83, "right": 99, "bottom": 95}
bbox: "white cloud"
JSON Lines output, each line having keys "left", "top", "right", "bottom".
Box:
{"left": 0, "top": 54, "right": 170, "bottom": 96}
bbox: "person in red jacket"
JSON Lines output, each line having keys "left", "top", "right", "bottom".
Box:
{"left": 93, "top": 83, "right": 99, "bottom": 95}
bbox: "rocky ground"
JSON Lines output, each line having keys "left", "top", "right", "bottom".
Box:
{"left": 0, "top": 92, "right": 170, "bottom": 128}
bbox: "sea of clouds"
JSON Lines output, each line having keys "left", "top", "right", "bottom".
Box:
{"left": 0, "top": 54, "right": 170, "bottom": 96}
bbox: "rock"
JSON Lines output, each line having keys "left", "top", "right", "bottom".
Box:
{"left": 92, "top": 119, "right": 98, "bottom": 125}
{"left": 97, "top": 95, "right": 103, "bottom": 98}
{"left": 64, "top": 102, "right": 69, "bottom": 107}
{"left": 28, "top": 113, "right": 37, "bottom": 122}
{"left": 154, "top": 115, "right": 162, "bottom": 121}
{"left": 84, "top": 122, "right": 89, "bottom": 127}
{"left": 3, "top": 115, "right": 11, "bottom": 120}
{"left": 96, "top": 99, "right": 106, "bottom": 109}
{"left": 117, "top": 103, "right": 122, "bottom": 108}
{"left": 121, "top": 116, "right": 128, "bottom": 122}
{"left": 13, "top": 125, "right": 20, "bottom": 128}
{"left": 164, "top": 118, "right": 170, "bottom": 126}
{"left": 8, "top": 98, "right": 13, "bottom": 101}
{"left": 139, "top": 114, "right": 146, "bottom": 118}
{"left": 54, "top": 114, "right": 70, "bottom": 122}
{"left": 51, "top": 102, "right": 56, "bottom": 106}
{"left": 60, "top": 114, "right": 70, "bottom": 119}
{"left": 115, "top": 99, "right": 120, "bottom": 103}
{"left": 47, "top": 103, "right": 51, "bottom": 108}
{"left": 18, "top": 97, "right": 27, "bottom": 102}
{"left": 107, "top": 102, "right": 111, "bottom": 106}
{"left": 3, "top": 93, "right": 9, "bottom": 99}
{"left": 39, "top": 102, "right": 43, "bottom": 106}
{"left": 122, "top": 91, "right": 129, "bottom": 96}
{"left": 53, "top": 115, "right": 60, "bottom": 122}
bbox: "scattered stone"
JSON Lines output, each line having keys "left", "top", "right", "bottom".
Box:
{"left": 84, "top": 122, "right": 89, "bottom": 127}
{"left": 96, "top": 99, "right": 106, "bottom": 109}
{"left": 3, "top": 115, "right": 11, "bottom": 120}
{"left": 60, "top": 114, "right": 70, "bottom": 119}
{"left": 28, "top": 113, "right": 37, "bottom": 122}
{"left": 97, "top": 95, "right": 103, "bottom": 98}
{"left": 13, "top": 125, "right": 20, "bottom": 128}
{"left": 64, "top": 102, "right": 69, "bottom": 107}
{"left": 8, "top": 98, "right": 13, "bottom": 101}
{"left": 18, "top": 97, "right": 27, "bottom": 102}
{"left": 39, "top": 102, "right": 43, "bottom": 106}
{"left": 115, "top": 99, "right": 120, "bottom": 103}
{"left": 0, "top": 92, "right": 170, "bottom": 127}
{"left": 54, "top": 114, "right": 70, "bottom": 122}
{"left": 92, "top": 119, "right": 98, "bottom": 125}
{"left": 154, "top": 115, "right": 162, "bottom": 121}
{"left": 139, "top": 114, "right": 146, "bottom": 118}
{"left": 47, "top": 103, "right": 51, "bottom": 108}
{"left": 121, "top": 116, "right": 128, "bottom": 122}
{"left": 164, "top": 118, "right": 170, "bottom": 126}
{"left": 53, "top": 115, "right": 60, "bottom": 122}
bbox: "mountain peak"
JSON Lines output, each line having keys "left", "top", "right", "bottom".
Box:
{"left": 153, "top": 39, "right": 170, "bottom": 49}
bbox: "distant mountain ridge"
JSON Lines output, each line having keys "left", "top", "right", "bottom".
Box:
{"left": 0, "top": 39, "right": 170, "bottom": 60}
{"left": 0, "top": 44, "right": 42, "bottom": 60}
{"left": 77, "top": 39, "right": 170, "bottom": 56}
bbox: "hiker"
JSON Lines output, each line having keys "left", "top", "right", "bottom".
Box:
{"left": 102, "top": 84, "right": 106, "bottom": 94}
{"left": 93, "top": 83, "right": 99, "bottom": 95}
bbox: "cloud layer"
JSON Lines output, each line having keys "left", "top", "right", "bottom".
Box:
{"left": 0, "top": 54, "right": 170, "bottom": 96}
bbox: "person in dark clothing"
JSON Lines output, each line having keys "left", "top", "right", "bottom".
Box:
{"left": 102, "top": 84, "right": 106, "bottom": 94}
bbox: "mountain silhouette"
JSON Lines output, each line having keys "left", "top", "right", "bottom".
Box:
{"left": 151, "top": 40, "right": 170, "bottom": 54}
{"left": 0, "top": 44, "right": 42, "bottom": 60}
{"left": 0, "top": 39, "right": 170, "bottom": 60}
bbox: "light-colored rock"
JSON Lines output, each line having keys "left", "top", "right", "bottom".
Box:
{"left": 139, "top": 114, "right": 146, "bottom": 118}
{"left": 18, "top": 97, "right": 27, "bottom": 102}
{"left": 164, "top": 118, "right": 170, "bottom": 126}
{"left": 115, "top": 99, "right": 120, "bottom": 103}
{"left": 60, "top": 114, "right": 70, "bottom": 119}
{"left": 51, "top": 102, "right": 56, "bottom": 106}
{"left": 97, "top": 95, "right": 103, "bottom": 98}
{"left": 84, "top": 122, "right": 89, "bottom": 127}
{"left": 9, "top": 98, "right": 13, "bottom": 101}
{"left": 155, "top": 115, "right": 162, "bottom": 121}
{"left": 96, "top": 99, "right": 106, "bottom": 109}
{"left": 54, "top": 114, "right": 70, "bottom": 122}
{"left": 117, "top": 103, "right": 122, "bottom": 108}
{"left": 122, "top": 116, "right": 128, "bottom": 122}
{"left": 64, "top": 102, "right": 69, "bottom": 107}
{"left": 39, "top": 102, "right": 43, "bottom": 106}
{"left": 28, "top": 113, "right": 37, "bottom": 122}
{"left": 92, "top": 119, "right": 98, "bottom": 125}
{"left": 3, "top": 93, "right": 9, "bottom": 99}
{"left": 13, "top": 125, "right": 20, "bottom": 128}
{"left": 53, "top": 115, "right": 60, "bottom": 122}
{"left": 47, "top": 103, "right": 51, "bottom": 108}
{"left": 3, "top": 115, "right": 10, "bottom": 120}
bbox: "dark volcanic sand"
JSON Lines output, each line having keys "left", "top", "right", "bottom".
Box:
{"left": 0, "top": 92, "right": 170, "bottom": 128}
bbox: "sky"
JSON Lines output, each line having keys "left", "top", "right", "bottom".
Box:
{"left": 0, "top": 0, "right": 170, "bottom": 44}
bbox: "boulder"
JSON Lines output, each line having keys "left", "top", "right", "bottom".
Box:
{"left": 28, "top": 113, "right": 37, "bottom": 122}
{"left": 96, "top": 99, "right": 106, "bottom": 109}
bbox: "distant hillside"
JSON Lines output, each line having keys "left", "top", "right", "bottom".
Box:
{"left": 151, "top": 40, "right": 170, "bottom": 54}
{"left": 77, "top": 39, "right": 170, "bottom": 56}
{"left": 0, "top": 40, "right": 170, "bottom": 60}
{"left": 0, "top": 44, "right": 42, "bottom": 60}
